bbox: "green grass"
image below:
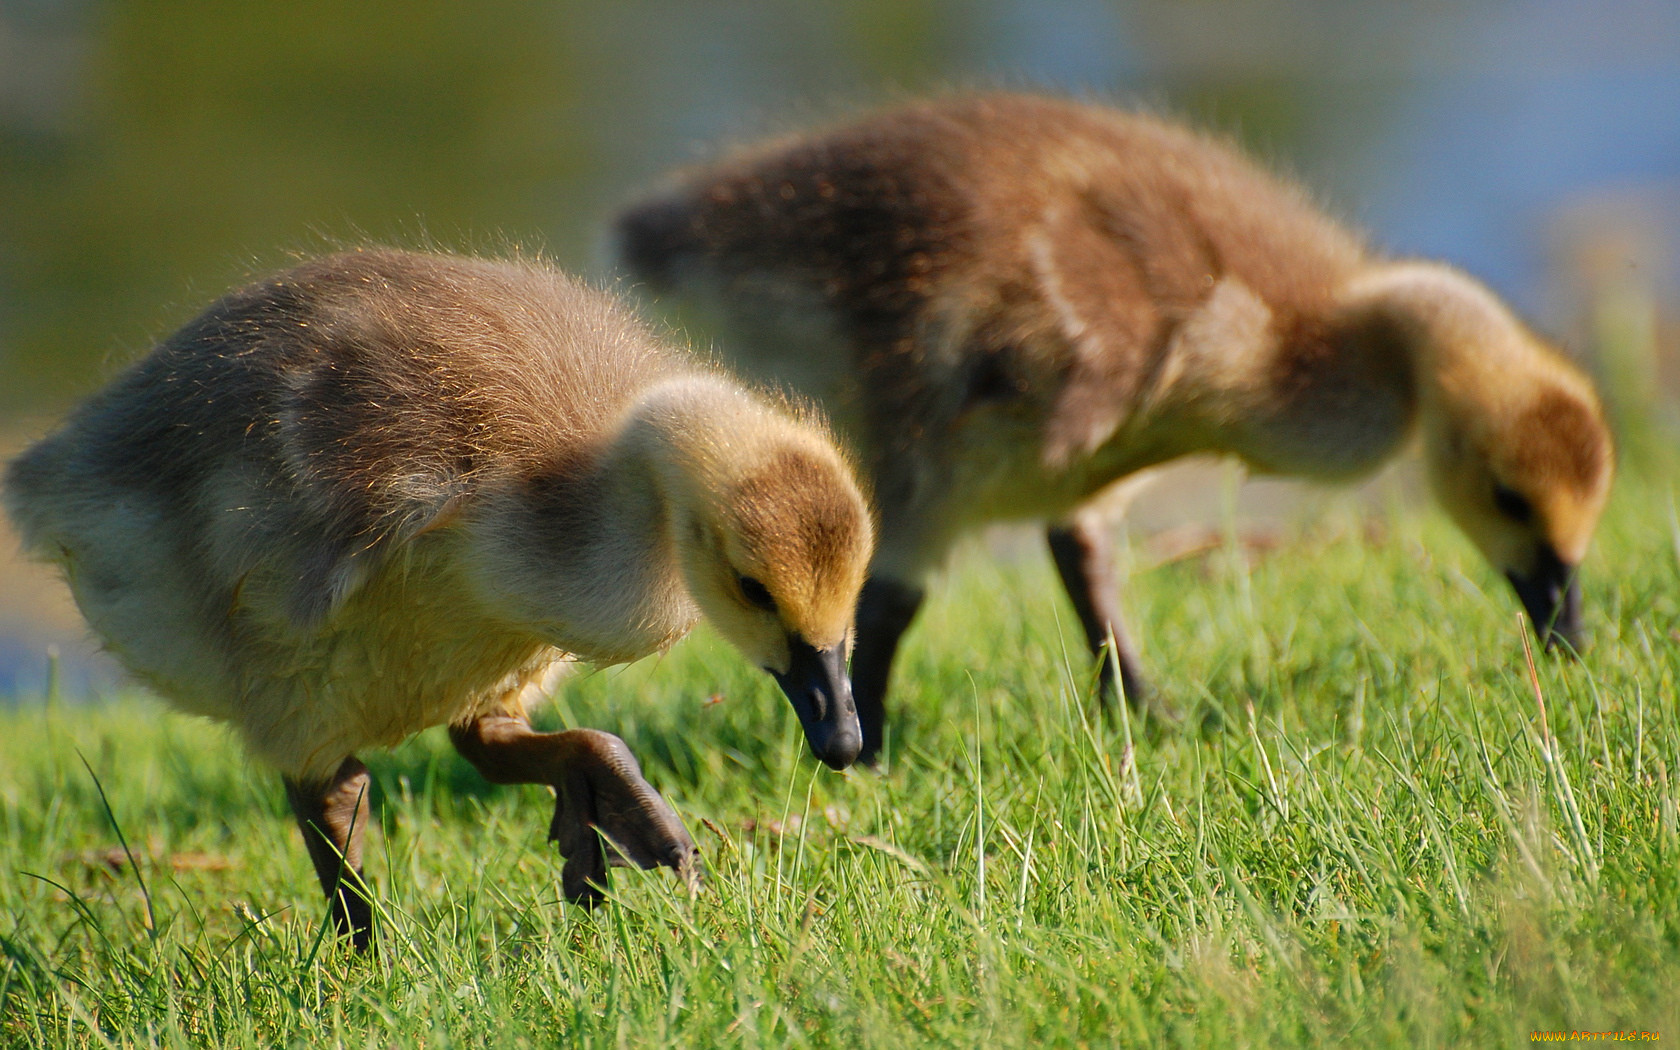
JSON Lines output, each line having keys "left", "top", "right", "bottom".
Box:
{"left": 1, "top": 464, "right": 1676, "bottom": 1049}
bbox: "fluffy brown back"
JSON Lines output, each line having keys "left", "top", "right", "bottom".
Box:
{"left": 617, "top": 93, "right": 1372, "bottom": 477}
{"left": 7, "top": 250, "right": 679, "bottom": 629}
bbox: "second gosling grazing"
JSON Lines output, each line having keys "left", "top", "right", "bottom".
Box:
{"left": 616, "top": 93, "right": 1615, "bottom": 761}
{"left": 4, "top": 250, "right": 873, "bottom": 950}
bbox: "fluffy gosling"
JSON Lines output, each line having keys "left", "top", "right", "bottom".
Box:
{"left": 4, "top": 249, "right": 873, "bottom": 950}
{"left": 615, "top": 93, "right": 1614, "bottom": 762}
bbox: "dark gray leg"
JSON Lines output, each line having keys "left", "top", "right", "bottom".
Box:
{"left": 448, "top": 715, "right": 698, "bottom": 904}
{"left": 284, "top": 756, "right": 374, "bottom": 952}
{"left": 850, "top": 576, "right": 926, "bottom": 767}
{"left": 1047, "top": 518, "right": 1174, "bottom": 721}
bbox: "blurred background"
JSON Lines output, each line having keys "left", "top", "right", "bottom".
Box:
{"left": 2, "top": 0, "right": 1676, "bottom": 697}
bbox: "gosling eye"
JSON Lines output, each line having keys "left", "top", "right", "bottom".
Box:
{"left": 738, "top": 575, "right": 777, "bottom": 612}
{"left": 1492, "top": 483, "right": 1534, "bottom": 524}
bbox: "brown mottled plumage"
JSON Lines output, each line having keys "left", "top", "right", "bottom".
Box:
{"left": 4, "top": 249, "right": 872, "bottom": 950}
{"left": 615, "top": 93, "right": 1614, "bottom": 762}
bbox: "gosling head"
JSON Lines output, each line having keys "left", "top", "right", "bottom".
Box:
{"left": 1425, "top": 370, "right": 1612, "bottom": 652}
{"left": 657, "top": 387, "right": 875, "bottom": 769}
{"left": 1360, "top": 264, "right": 1615, "bottom": 652}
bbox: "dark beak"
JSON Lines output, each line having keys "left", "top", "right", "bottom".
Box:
{"left": 1505, "top": 546, "right": 1583, "bottom": 655}
{"left": 769, "top": 635, "right": 861, "bottom": 770}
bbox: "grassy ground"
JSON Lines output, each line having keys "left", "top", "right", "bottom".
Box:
{"left": 0, "top": 460, "right": 1675, "bottom": 1049}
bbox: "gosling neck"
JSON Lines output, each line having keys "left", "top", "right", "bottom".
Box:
{"left": 490, "top": 376, "right": 759, "bottom": 664}
{"left": 1153, "top": 273, "right": 1422, "bottom": 480}
{"left": 607, "top": 373, "right": 779, "bottom": 520}
{"left": 1330, "top": 261, "right": 1559, "bottom": 464}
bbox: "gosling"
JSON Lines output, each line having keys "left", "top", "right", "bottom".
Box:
{"left": 4, "top": 249, "right": 873, "bottom": 950}
{"left": 615, "top": 92, "right": 1615, "bottom": 762}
